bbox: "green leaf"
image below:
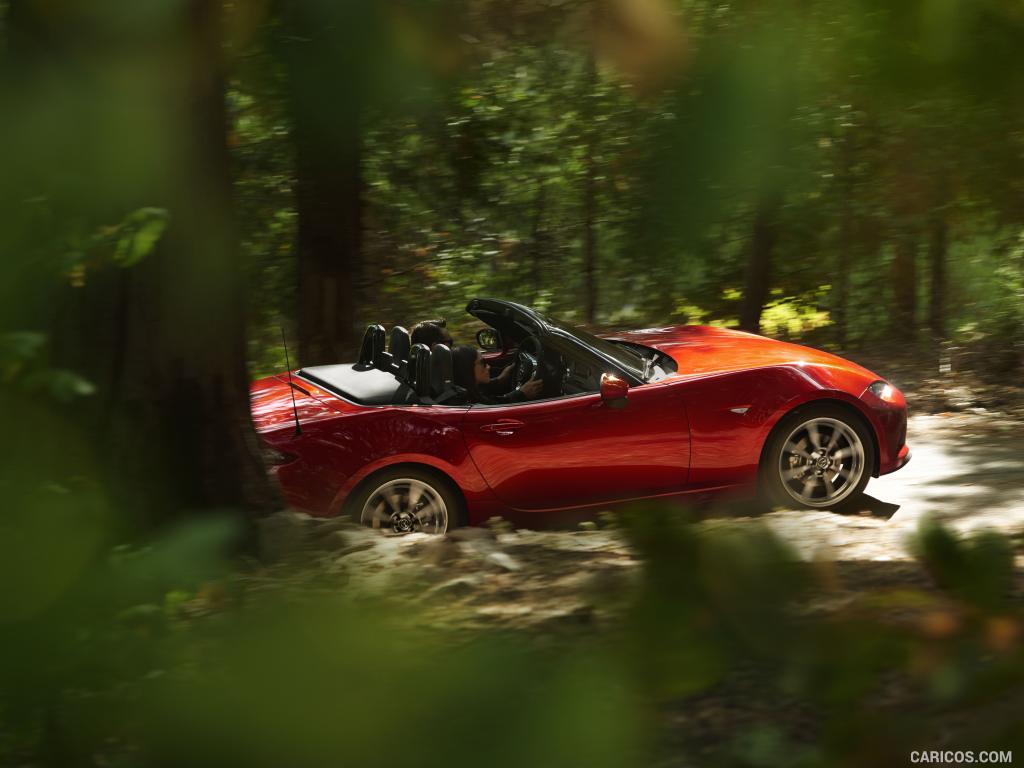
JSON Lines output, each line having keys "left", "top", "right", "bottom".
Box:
{"left": 113, "top": 207, "right": 170, "bottom": 267}
{"left": 22, "top": 368, "right": 97, "bottom": 402}
{"left": 0, "top": 332, "right": 47, "bottom": 363}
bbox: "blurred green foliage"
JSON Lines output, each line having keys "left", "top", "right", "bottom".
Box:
{"left": 216, "top": 0, "right": 1024, "bottom": 375}
{"left": 3, "top": 500, "right": 1023, "bottom": 766}
{"left": 4, "top": 0, "right": 1024, "bottom": 370}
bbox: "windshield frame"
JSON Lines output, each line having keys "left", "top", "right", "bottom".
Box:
{"left": 539, "top": 314, "right": 649, "bottom": 382}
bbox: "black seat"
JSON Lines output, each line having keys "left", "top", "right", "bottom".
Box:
{"left": 357, "top": 324, "right": 386, "bottom": 369}
{"left": 428, "top": 344, "right": 463, "bottom": 404}
{"left": 389, "top": 326, "right": 411, "bottom": 378}
{"left": 408, "top": 343, "right": 432, "bottom": 398}
{"left": 430, "top": 344, "right": 453, "bottom": 394}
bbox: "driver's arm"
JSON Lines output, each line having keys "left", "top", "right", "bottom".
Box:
{"left": 481, "top": 362, "right": 515, "bottom": 396}
{"left": 487, "top": 376, "right": 542, "bottom": 403}
{"left": 517, "top": 377, "right": 543, "bottom": 399}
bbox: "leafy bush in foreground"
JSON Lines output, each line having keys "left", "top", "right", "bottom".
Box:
{"left": 1, "top": 501, "right": 1021, "bottom": 767}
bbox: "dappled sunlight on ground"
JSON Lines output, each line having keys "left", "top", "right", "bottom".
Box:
{"left": 876, "top": 412, "right": 1024, "bottom": 537}
{"left": 704, "top": 412, "right": 1024, "bottom": 563}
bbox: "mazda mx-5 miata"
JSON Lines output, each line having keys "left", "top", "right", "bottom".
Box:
{"left": 251, "top": 298, "right": 910, "bottom": 534}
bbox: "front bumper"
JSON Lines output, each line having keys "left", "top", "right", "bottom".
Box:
{"left": 880, "top": 443, "right": 911, "bottom": 476}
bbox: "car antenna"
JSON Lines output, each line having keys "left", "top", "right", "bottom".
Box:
{"left": 280, "top": 325, "right": 302, "bottom": 437}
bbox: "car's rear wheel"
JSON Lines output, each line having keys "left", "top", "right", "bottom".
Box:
{"left": 762, "top": 404, "right": 874, "bottom": 509}
{"left": 350, "top": 467, "right": 464, "bottom": 535}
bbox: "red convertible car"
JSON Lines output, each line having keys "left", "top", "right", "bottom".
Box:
{"left": 251, "top": 298, "right": 910, "bottom": 533}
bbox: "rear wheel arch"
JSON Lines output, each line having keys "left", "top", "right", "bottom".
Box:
{"left": 342, "top": 462, "right": 468, "bottom": 528}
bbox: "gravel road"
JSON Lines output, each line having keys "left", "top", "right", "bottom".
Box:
{"left": 755, "top": 411, "right": 1024, "bottom": 562}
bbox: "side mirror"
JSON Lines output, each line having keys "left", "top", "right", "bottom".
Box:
{"left": 600, "top": 373, "right": 628, "bottom": 408}
{"left": 476, "top": 328, "right": 501, "bottom": 352}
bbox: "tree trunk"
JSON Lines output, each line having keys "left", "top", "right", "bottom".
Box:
{"left": 928, "top": 209, "right": 948, "bottom": 340}
{"left": 891, "top": 235, "right": 918, "bottom": 335}
{"left": 833, "top": 136, "right": 855, "bottom": 348}
{"left": 739, "top": 198, "right": 779, "bottom": 334}
{"left": 16, "top": 0, "right": 278, "bottom": 532}
{"left": 582, "top": 54, "right": 599, "bottom": 325}
{"left": 280, "top": 4, "right": 363, "bottom": 367}
{"left": 835, "top": 223, "right": 851, "bottom": 348}
{"left": 529, "top": 184, "right": 547, "bottom": 304}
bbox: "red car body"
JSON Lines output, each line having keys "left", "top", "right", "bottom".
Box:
{"left": 251, "top": 302, "right": 910, "bottom": 526}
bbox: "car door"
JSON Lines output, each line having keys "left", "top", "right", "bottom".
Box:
{"left": 460, "top": 382, "right": 690, "bottom": 511}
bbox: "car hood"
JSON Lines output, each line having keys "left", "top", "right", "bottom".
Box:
{"left": 610, "top": 325, "right": 878, "bottom": 380}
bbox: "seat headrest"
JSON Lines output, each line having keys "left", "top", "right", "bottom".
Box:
{"left": 429, "top": 344, "right": 454, "bottom": 397}
{"left": 358, "top": 324, "right": 386, "bottom": 367}
{"left": 389, "top": 326, "right": 411, "bottom": 366}
{"left": 409, "top": 343, "right": 432, "bottom": 398}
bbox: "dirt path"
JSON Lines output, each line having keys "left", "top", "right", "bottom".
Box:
{"left": 877, "top": 412, "right": 1024, "bottom": 534}
{"left": 750, "top": 411, "right": 1024, "bottom": 563}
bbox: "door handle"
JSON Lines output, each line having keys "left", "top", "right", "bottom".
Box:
{"left": 480, "top": 420, "right": 524, "bottom": 436}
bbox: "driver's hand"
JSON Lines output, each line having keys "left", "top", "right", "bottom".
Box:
{"left": 518, "top": 377, "right": 543, "bottom": 399}
{"left": 496, "top": 363, "right": 514, "bottom": 382}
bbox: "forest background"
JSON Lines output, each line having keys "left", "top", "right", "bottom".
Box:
{"left": 2, "top": 1, "right": 1024, "bottom": 766}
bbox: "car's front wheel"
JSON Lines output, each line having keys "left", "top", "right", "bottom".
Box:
{"left": 350, "top": 467, "right": 464, "bottom": 535}
{"left": 762, "top": 404, "right": 875, "bottom": 509}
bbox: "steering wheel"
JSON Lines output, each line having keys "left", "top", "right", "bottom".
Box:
{"left": 515, "top": 335, "right": 542, "bottom": 387}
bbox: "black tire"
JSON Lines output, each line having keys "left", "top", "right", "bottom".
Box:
{"left": 347, "top": 466, "right": 465, "bottom": 534}
{"left": 761, "top": 403, "right": 875, "bottom": 510}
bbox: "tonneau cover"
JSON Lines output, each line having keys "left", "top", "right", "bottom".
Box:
{"left": 298, "top": 364, "right": 417, "bottom": 405}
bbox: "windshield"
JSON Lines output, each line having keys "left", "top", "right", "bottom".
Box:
{"left": 541, "top": 314, "right": 648, "bottom": 380}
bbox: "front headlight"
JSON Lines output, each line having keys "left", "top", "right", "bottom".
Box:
{"left": 866, "top": 380, "right": 897, "bottom": 402}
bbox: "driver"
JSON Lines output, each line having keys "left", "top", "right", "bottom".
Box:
{"left": 412, "top": 318, "right": 515, "bottom": 394}
{"left": 452, "top": 345, "right": 542, "bottom": 403}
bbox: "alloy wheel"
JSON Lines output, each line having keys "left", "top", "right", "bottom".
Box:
{"left": 359, "top": 478, "right": 449, "bottom": 534}
{"left": 778, "top": 417, "right": 865, "bottom": 508}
